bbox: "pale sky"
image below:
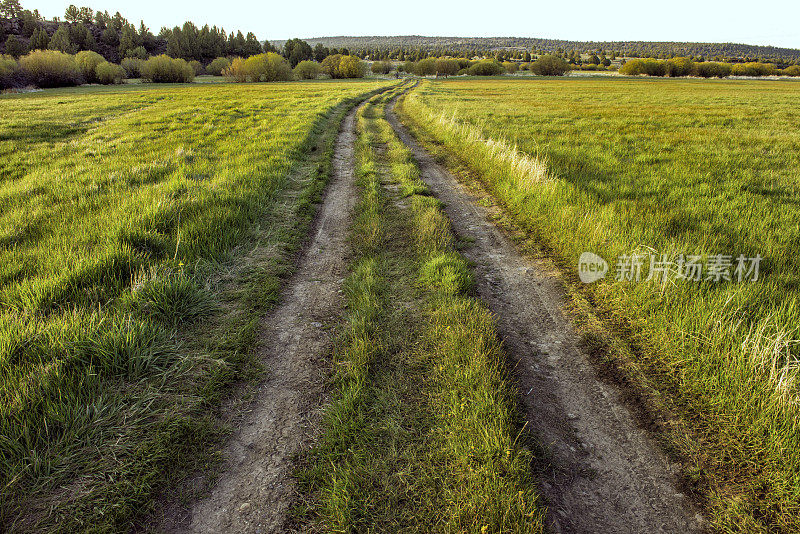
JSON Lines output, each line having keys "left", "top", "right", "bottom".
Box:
{"left": 28, "top": 0, "right": 800, "bottom": 49}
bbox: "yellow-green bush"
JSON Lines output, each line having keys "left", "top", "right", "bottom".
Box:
{"left": 140, "top": 54, "right": 195, "bottom": 83}
{"left": 783, "top": 65, "right": 800, "bottom": 77}
{"left": 223, "top": 57, "right": 246, "bottom": 82}
{"left": 293, "top": 60, "right": 321, "bottom": 79}
{"left": 95, "top": 61, "right": 125, "bottom": 84}
{"left": 529, "top": 55, "right": 570, "bottom": 76}
{"left": 731, "top": 62, "right": 777, "bottom": 76}
{"left": 241, "top": 52, "right": 292, "bottom": 82}
{"left": 206, "top": 56, "right": 230, "bottom": 76}
{"left": 321, "top": 54, "right": 366, "bottom": 79}
{"left": 18, "top": 50, "right": 81, "bottom": 88}
{"left": 75, "top": 50, "right": 105, "bottom": 83}
{"left": 0, "top": 54, "right": 20, "bottom": 89}
{"left": 695, "top": 61, "right": 732, "bottom": 78}
{"left": 120, "top": 57, "right": 144, "bottom": 78}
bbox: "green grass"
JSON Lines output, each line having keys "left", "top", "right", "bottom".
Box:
{"left": 398, "top": 77, "right": 800, "bottom": 532}
{"left": 0, "top": 79, "right": 394, "bottom": 531}
{"left": 300, "top": 88, "right": 543, "bottom": 533}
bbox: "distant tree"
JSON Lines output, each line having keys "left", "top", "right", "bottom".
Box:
{"left": 48, "top": 25, "right": 76, "bottom": 54}
{"left": 313, "top": 43, "right": 329, "bottom": 62}
{"left": 30, "top": 26, "right": 50, "bottom": 50}
{"left": 119, "top": 24, "right": 137, "bottom": 57}
{"left": 78, "top": 6, "right": 93, "bottom": 24}
{"left": 283, "top": 38, "right": 313, "bottom": 67}
{"left": 101, "top": 27, "right": 119, "bottom": 47}
{"left": 4, "top": 34, "right": 27, "bottom": 57}
{"left": 244, "top": 32, "right": 262, "bottom": 57}
{"left": 0, "top": 0, "right": 23, "bottom": 18}
{"left": 64, "top": 4, "right": 80, "bottom": 23}
{"left": 263, "top": 40, "right": 277, "bottom": 53}
{"left": 588, "top": 53, "right": 600, "bottom": 65}
{"left": 125, "top": 45, "right": 147, "bottom": 59}
{"left": 20, "top": 10, "right": 39, "bottom": 37}
{"left": 69, "top": 23, "right": 95, "bottom": 51}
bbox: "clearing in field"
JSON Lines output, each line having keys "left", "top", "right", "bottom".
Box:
{"left": 398, "top": 77, "right": 800, "bottom": 533}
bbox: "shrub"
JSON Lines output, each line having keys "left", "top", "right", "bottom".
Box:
{"left": 414, "top": 58, "right": 437, "bottom": 76}
{"left": 338, "top": 55, "right": 365, "bottom": 78}
{"left": 242, "top": 52, "right": 292, "bottom": 82}
{"left": 0, "top": 54, "right": 21, "bottom": 89}
{"left": 468, "top": 59, "right": 504, "bottom": 76}
{"left": 125, "top": 46, "right": 148, "bottom": 60}
{"left": 666, "top": 57, "right": 695, "bottom": 77}
{"left": 695, "top": 61, "right": 732, "bottom": 78}
{"left": 502, "top": 61, "right": 519, "bottom": 73}
{"left": 188, "top": 60, "right": 204, "bottom": 76}
{"left": 223, "top": 57, "right": 247, "bottom": 82}
{"left": 322, "top": 54, "right": 365, "bottom": 79}
{"left": 206, "top": 56, "right": 230, "bottom": 76}
{"left": 294, "top": 60, "right": 322, "bottom": 79}
{"left": 75, "top": 50, "right": 105, "bottom": 83}
{"left": 95, "top": 61, "right": 125, "bottom": 84}
{"left": 783, "top": 65, "right": 800, "bottom": 77}
{"left": 619, "top": 58, "right": 667, "bottom": 76}
{"left": 140, "top": 55, "right": 195, "bottom": 83}
{"left": 120, "top": 57, "right": 144, "bottom": 78}
{"left": 19, "top": 50, "right": 82, "bottom": 88}
{"left": 435, "top": 58, "right": 460, "bottom": 77}
{"left": 731, "top": 62, "right": 777, "bottom": 77}
{"left": 530, "top": 54, "right": 570, "bottom": 76}
{"left": 371, "top": 60, "right": 391, "bottom": 74}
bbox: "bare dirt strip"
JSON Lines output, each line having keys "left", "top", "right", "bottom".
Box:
{"left": 386, "top": 94, "right": 707, "bottom": 534}
{"left": 161, "top": 100, "right": 365, "bottom": 534}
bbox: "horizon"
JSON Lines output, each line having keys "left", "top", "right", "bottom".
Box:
{"left": 28, "top": 0, "right": 800, "bottom": 49}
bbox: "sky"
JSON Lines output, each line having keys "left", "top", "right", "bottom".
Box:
{"left": 29, "top": 0, "right": 800, "bottom": 49}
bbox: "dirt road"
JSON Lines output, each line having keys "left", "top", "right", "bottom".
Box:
{"left": 168, "top": 100, "right": 364, "bottom": 534}
{"left": 385, "top": 94, "right": 706, "bottom": 534}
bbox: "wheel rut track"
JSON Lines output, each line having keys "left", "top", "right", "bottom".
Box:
{"left": 385, "top": 93, "right": 706, "bottom": 534}
{"left": 166, "top": 98, "right": 369, "bottom": 534}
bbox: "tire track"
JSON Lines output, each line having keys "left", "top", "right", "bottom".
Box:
{"left": 386, "top": 93, "right": 706, "bottom": 534}
{"left": 165, "top": 98, "right": 369, "bottom": 534}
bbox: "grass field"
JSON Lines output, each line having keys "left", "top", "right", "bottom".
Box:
{"left": 398, "top": 77, "right": 800, "bottom": 532}
{"left": 0, "top": 79, "right": 393, "bottom": 531}
{"left": 299, "top": 89, "right": 543, "bottom": 532}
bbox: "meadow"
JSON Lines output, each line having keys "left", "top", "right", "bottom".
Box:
{"left": 0, "top": 79, "right": 392, "bottom": 531}
{"left": 398, "top": 77, "right": 800, "bottom": 532}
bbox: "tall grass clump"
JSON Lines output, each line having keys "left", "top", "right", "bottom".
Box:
{"left": 140, "top": 54, "right": 195, "bottom": 83}
{"left": 398, "top": 78, "right": 800, "bottom": 533}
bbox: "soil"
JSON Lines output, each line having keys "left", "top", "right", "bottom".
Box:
{"left": 385, "top": 95, "right": 707, "bottom": 534}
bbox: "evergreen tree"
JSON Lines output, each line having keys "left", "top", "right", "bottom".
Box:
{"left": 4, "top": 34, "right": 27, "bottom": 57}
{"left": 49, "top": 24, "right": 76, "bottom": 53}
{"left": 119, "top": 23, "right": 137, "bottom": 57}
{"left": 0, "top": 0, "right": 23, "bottom": 19}
{"left": 30, "top": 26, "right": 50, "bottom": 50}
{"left": 64, "top": 4, "right": 79, "bottom": 23}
